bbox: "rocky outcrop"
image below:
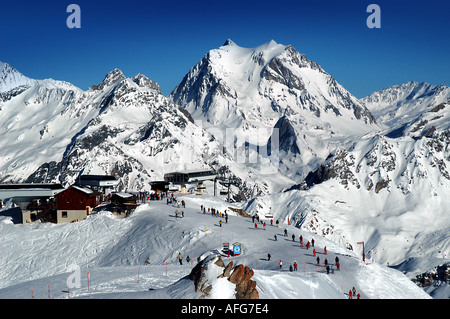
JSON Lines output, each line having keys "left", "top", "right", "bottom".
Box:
{"left": 228, "top": 264, "right": 259, "bottom": 299}
{"left": 189, "top": 255, "right": 259, "bottom": 299}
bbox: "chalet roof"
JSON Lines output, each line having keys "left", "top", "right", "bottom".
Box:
{"left": 56, "top": 185, "right": 101, "bottom": 196}
{"left": 111, "top": 192, "right": 134, "bottom": 198}
{"left": 72, "top": 185, "right": 94, "bottom": 194}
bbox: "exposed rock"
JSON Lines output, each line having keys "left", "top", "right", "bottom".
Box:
{"left": 229, "top": 264, "right": 259, "bottom": 299}
{"left": 188, "top": 254, "right": 259, "bottom": 299}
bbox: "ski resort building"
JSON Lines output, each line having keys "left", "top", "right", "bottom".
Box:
{"left": 54, "top": 186, "right": 102, "bottom": 223}
{"left": 164, "top": 169, "right": 217, "bottom": 194}
{"left": 0, "top": 183, "right": 65, "bottom": 224}
{"left": 75, "top": 175, "right": 119, "bottom": 194}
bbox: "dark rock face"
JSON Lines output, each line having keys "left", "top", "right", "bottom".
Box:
{"left": 188, "top": 255, "right": 259, "bottom": 299}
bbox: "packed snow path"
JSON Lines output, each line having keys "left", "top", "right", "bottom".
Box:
{"left": 0, "top": 194, "right": 430, "bottom": 299}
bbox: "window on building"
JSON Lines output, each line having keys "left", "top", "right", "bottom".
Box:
{"left": 62, "top": 211, "right": 68, "bottom": 218}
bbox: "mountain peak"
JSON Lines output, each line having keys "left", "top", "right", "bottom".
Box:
{"left": 103, "top": 68, "right": 125, "bottom": 85}
{"left": 261, "top": 39, "right": 278, "bottom": 48}
{"left": 93, "top": 68, "right": 126, "bottom": 90}
{"left": 0, "top": 61, "right": 35, "bottom": 92}
{"left": 222, "top": 38, "right": 236, "bottom": 47}
{"left": 131, "top": 73, "right": 161, "bottom": 93}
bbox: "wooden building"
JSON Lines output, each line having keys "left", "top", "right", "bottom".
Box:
{"left": 54, "top": 186, "right": 101, "bottom": 223}
{"left": 108, "top": 192, "right": 138, "bottom": 217}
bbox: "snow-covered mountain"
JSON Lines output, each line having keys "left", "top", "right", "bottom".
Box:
{"left": 0, "top": 62, "right": 291, "bottom": 197}
{"left": 243, "top": 83, "right": 450, "bottom": 285}
{"left": 0, "top": 64, "right": 219, "bottom": 189}
{"left": 0, "top": 62, "right": 36, "bottom": 94}
{"left": 360, "top": 81, "right": 450, "bottom": 138}
{"left": 170, "top": 39, "right": 379, "bottom": 181}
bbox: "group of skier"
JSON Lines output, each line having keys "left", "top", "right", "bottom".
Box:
{"left": 261, "top": 216, "right": 344, "bottom": 278}
{"left": 200, "top": 204, "right": 229, "bottom": 223}
{"left": 171, "top": 199, "right": 360, "bottom": 298}
{"left": 348, "top": 286, "right": 361, "bottom": 299}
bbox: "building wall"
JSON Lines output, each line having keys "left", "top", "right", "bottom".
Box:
{"left": 22, "top": 210, "right": 41, "bottom": 224}
{"left": 56, "top": 209, "right": 88, "bottom": 223}
{"left": 55, "top": 188, "right": 99, "bottom": 211}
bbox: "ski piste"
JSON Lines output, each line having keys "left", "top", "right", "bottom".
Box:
{"left": 0, "top": 194, "right": 431, "bottom": 299}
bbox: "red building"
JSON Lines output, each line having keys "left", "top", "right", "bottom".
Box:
{"left": 54, "top": 186, "right": 101, "bottom": 223}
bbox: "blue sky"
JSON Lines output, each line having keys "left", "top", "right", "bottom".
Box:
{"left": 0, "top": 0, "right": 448, "bottom": 97}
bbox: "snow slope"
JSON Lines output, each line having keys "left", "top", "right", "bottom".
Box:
{"left": 0, "top": 195, "right": 431, "bottom": 299}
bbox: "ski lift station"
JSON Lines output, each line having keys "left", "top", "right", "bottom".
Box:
{"left": 0, "top": 183, "right": 65, "bottom": 209}
{"left": 163, "top": 169, "right": 217, "bottom": 194}
{"left": 76, "top": 175, "right": 119, "bottom": 193}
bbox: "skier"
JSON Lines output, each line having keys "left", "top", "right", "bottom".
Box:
{"left": 279, "top": 260, "right": 282, "bottom": 269}
{"left": 225, "top": 213, "right": 228, "bottom": 223}
{"left": 324, "top": 246, "right": 327, "bottom": 254}
{"left": 263, "top": 222, "right": 266, "bottom": 230}
{"left": 349, "top": 290, "right": 353, "bottom": 299}
{"left": 289, "top": 265, "right": 293, "bottom": 272}
{"left": 316, "top": 256, "right": 320, "bottom": 265}
{"left": 270, "top": 219, "right": 273, "bottom": 226}
{"left": 311, "top": 238, "right": 315, "bottom": 247}
{"left": 293, "top": 261, "right": 298, "bottom": 271}
{"left": 267, "top": 253, "right": 271, "bottom": 261}
{"left": 276, "top": 220, "right": 279, "bottom": 227}
{"left": 219, "top": 220, "right": 222, "bottom": 227}
{"left": 178, "top": 252, "right": 183, "bottom": 265}
{"left": 292, "top": 234, "right": 295, "bottom": 241}
{"left": 326, "top": 265, "right": 330, "bottom": 274}
{"left": 254, "top": 223, "right": 258, "bottom": 230}
{"left": 274, "top": 234, "right": 278, "bottom": 241}
{"left": 313, "top": 249, "right": 316, "bottom": 257}
{"left": 186, "top": 255, "right": 191, "bottom": 264}
{"left": 335, "top": 256, "right": 340, "bottom": 265}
